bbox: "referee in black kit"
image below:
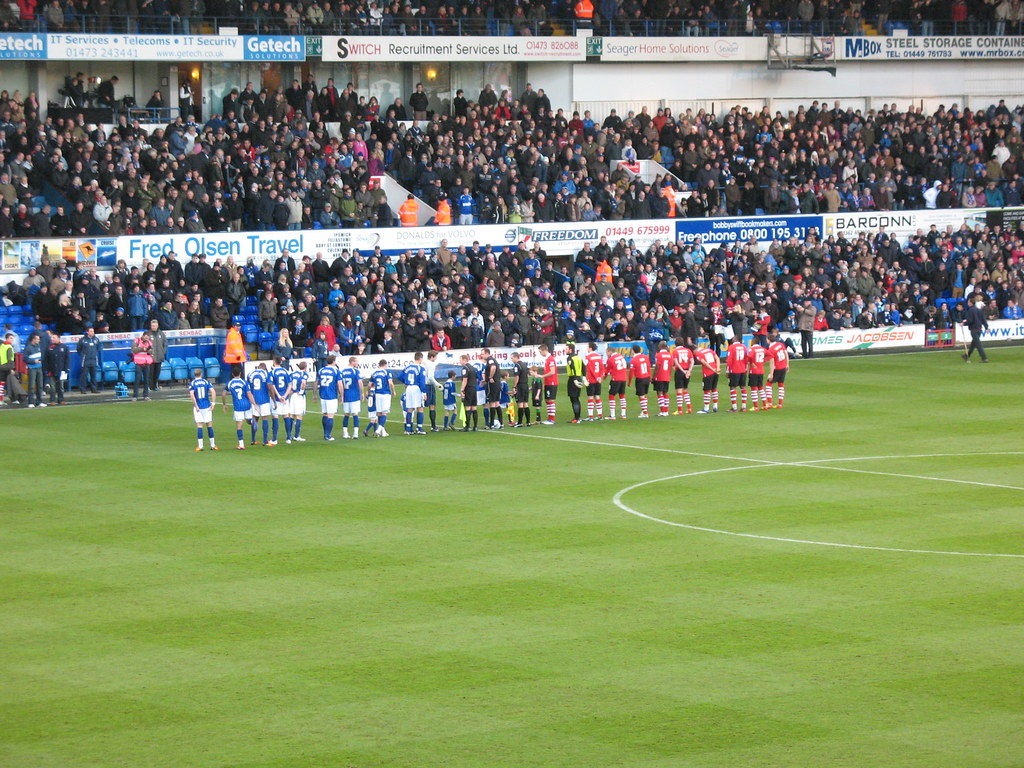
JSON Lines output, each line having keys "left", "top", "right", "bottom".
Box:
{"left": 962, "top": 295, "right": 990, "bottom": 363}
{"left": 483, "top": 347, "right": 503, "bottom": 429}
{"left": 511, "top": 352, "right": 531, "bottom": 427}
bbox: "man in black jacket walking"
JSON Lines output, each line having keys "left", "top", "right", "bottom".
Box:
{"left": 44, "top": 335, "right": 70, "bottom": 404}
{"left": 962, "top": 295, "right": 989, "bottom": 363}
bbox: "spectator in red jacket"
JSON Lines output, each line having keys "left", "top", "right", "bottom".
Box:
{"left": 431, "top": 328, "right": 452, "bottom": 351}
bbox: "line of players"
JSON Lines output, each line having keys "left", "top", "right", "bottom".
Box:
{"left": 185, "top": 331, "right": 790, "bottom": 450}
{"left": 520, "top": 329, "right": 790, "bottom": 426}
{"left": 187, "top": 351, "right": 460, "bottom": 450}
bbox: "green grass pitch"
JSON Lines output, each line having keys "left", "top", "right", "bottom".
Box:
{"left": 3, "top": 347, "right": 1023, "bottom": 768}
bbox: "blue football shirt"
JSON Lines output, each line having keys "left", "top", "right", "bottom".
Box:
{"left": 402, "top": 363, "right": 425, "bottom": 389}
{"left": 189, "top": 377, "right": 213, "bottom": 409}
{"left": 442, "top": 379, "right": 457, "bottom": 407}
{"left": 340, "top": 366, "right": 362, "bottom": 402}
{"left": 247, "top": 369, "right": 271, "bottom": 406}
{"left": 370, "top": 369, "right": 391, "bottom": 393}
{"left": 226, "top": 377, "right": 252, "bottom": 412}
{"left": 318, "top": 365, "right": 340, "bottom": 400}
{"left": 270, "top": 366, "right": 291, "bottom": 400}
{"left": 289, "top": 369, "right": 309, "bottom": 395}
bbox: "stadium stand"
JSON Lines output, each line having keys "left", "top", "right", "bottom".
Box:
{"left": 1, "top": 80, "right": 1022, "bottom": 348}
{"left": 0, "top": 9, "right": 1022, "bottom": 353}
{"left": 3, "top": 0, "right": 1023, "bottom": 37}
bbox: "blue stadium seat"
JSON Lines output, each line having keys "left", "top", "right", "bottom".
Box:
{"left": 102, "top": 361, "right": 120, "bottom": 383}
{"left": 158, "top": 364, "right": 172, "bottom": 383}
{"left": 259, "top": 332, "right": 276, "bottom": 352}
{"left": 242, "top": 324, "right": 259, "bottom": 342}
{"left": 168, "top": 357, "right": 188, "bottom": 381}
{"left": 203, "top": 357, "right": 221, "bottom": 380}
{"left": 186, "top": 357, "right": 205, "bottom": 376}
{"left": 120, "top": 362, "right": 136, "bottom": 384}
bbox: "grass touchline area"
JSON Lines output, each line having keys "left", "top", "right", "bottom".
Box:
{"left": 2, "top": 347, "right": 1023, "bottom": 768}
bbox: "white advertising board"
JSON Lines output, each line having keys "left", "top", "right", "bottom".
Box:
{"left": 321, "top": 35, "right": 585, "bottom": 62}
{"left": 114, "top": 220, "right": 677, "bottom": 267}
{"left": 598, "top": 37, "right": 765, "bottom": 62}
{"left": 822, "top": 209, "right": 989, "bottom": 242}
{"left": 10, "top": 205, "right": 1008, "bottom": 275}
{"left": 781, "top": 324, "right": 926, "bottom": 353}
{"left": 968, "top": 318, "right": 1024, "bottom": 342}
{"left": 46, "top": 33, "right": 305, "bottom": 61}
{"left": 58, "top": 327, "right": 225, "bottom": 344}
{"left": 835, "top": 35, "right": 1024, "bottom": 61}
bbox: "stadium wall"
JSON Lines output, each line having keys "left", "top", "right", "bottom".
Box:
{"left": 572, "top": 59, "right": 1024, "bottom": 113}
{"left": 2, "top": 206, "right": 1018, "bottom": 281}
{"left": 57, "top": 328, "right": 225, "bottom": 388}
{"left": 50, "top": 320, "right": 1024, "bottom": 388}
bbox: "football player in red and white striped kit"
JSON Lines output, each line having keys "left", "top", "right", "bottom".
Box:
{"left": 766, "top": 329, "right": 790, "bottom": 408}
{"left": 584, "top": 341, "right": 606, "bottom": 420}
{"left": 725, "top": 338, "right": 749, "bottom": 412}
{"left": 653, "top": 341, "right": 673, "bottom": 416}
{"left": 672, "top": 338, "right": 694, "bottom": 415}
{"left": 628, "top": 344, "right": 652, "bottom": 418}
{"left": 540, "top": 344, "right": 558, "bottom": 425}
{"left": 695, "top": 346, "right": 720, "bottom": 414}
{"left": 605, "top": 347, "right": 629, "bottom": 420}
{"left": 746, "top": 338, "right": 769, "bottom": 411}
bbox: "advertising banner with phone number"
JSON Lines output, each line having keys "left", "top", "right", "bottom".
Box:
{"left": 1, "top": 206, "right": 1015, "bottom": 277}
{"left": 676, "top": 215, "right": 823, "bottom": 248}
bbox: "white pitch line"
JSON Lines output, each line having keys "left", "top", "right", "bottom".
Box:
{"left": 793, "top": 452, "right": 1024, "bottom": 464}
{"left": 787, "top": 463, "right": 1024, "bottom": 492}
{"left": 491, "top": 431, "right": 1024, "bottom": 559}
{"left": 488, "top": 429, "right": 777, "bottom": 465}
{"left": 493, "top": 431, "right": 1024, "bottom": 483}
{"left": 612, "top": 465, "right": 1024, "bottom": 559}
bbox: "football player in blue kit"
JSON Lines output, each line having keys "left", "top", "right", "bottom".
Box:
{"left": 401, "top": 352, "right": 427, "bottom": 435}
{"left": 339, "top": 357, "right": 364, "bottom": 439}
{"left": 369, "top": 360, "right": 395, "bottom": 437}
{"left": 188, "top": 368, "right": 217, "bottom": 451}
{"left": 316, "top": 355, "right": 341, "bottom": 441}
{"left": 442, "top": 370, "right": 458, "bottom": 430}
{"left": 247, "top": 362, "right": 273, "bottom": 446}
{"left": 222, "top": 365, "right": 257, "bottom": 450}
{"left": 268, "top": 357, "right": 292, "bottom": 446}
{"left": 285, "top": 361, "right": 310, "bottom": 443}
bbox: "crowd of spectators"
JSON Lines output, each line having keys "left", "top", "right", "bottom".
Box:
{"left": 0, "top": 78, "right": 1022, "bottom": 357}
{"left": 0, "top": 82, "right": 1022, "bottom": 240}
{"left": 8, "top": 206, "right": 1024, "bottom": 361}
{"left": 3, "top": 0, "right": 1023, "bottom": 36}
